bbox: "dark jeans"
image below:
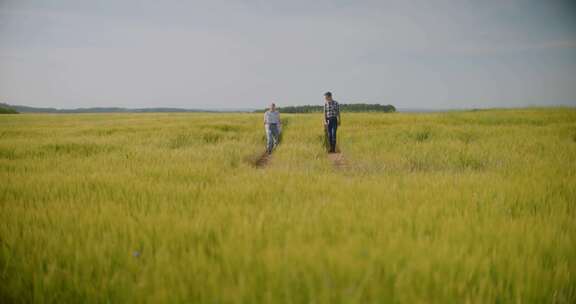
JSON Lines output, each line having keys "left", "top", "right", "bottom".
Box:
{"left": 326, "top": 117, "right": 338, "bottom": 151}
{"left": 266, "top": 123, "right": 279, "bottom": 153}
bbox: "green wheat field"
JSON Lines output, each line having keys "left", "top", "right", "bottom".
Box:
{"left": 1, "top": 108, "right": 575, "bottom": 303}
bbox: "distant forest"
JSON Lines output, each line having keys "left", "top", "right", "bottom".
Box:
{"left": 1, "top": 102, "right": 396, "bottom": 114}
{"left": 256, "top": 103, "right": 396, "bottom": 113}
{"left": 0, "top": 103, "right": 213, "bottom": 113}
{"left": 0, "top": 104, "right": 19, "bottom": 114}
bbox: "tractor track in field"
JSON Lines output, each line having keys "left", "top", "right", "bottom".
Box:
{"left": 254, "top": 152, "right": 272, "bottom": 168}
{"left": 251, "top": 117, "right": 289, "bottom": 169}
{"left": 252, "top": 121, "right": 349, "bottom": 170}
{"left": 323, "top": 125, "right": 348, "bottom": 170}
{"left": 253, "top": 150, "right": 348, "bottom": 170}
{"left": 327, "top": 148, "right": 348, "bottom": 170}
{"left": 253, "top": 132, "right": 280, "bottom": 168}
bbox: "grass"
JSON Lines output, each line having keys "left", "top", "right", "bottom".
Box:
{"left": 0, "top": 108, "right": 575, "bottom": 303}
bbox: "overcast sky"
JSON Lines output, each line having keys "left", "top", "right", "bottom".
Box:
{"left": 1, "top": 0, "right": 575, "bottom": 109}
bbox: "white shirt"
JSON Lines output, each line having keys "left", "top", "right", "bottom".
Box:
{"left": 264, "top": 110, "right": 280, "bottom": 124}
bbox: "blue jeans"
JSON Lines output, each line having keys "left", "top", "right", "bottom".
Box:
{"left": 326, "top": 117, "right": 338, "bottom": 151}
{"left": 266, "top": 123, "right": 279, "bottom": 153}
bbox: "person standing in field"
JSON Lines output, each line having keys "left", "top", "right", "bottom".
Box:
{"left": 323, "top": 92, "right": 341, "bottom": 153}
{"left": 264, "top": 103, "right": 281, "bottom": 154}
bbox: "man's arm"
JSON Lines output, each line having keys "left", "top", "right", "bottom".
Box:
{"left": 277, "top": 113, "right": 282, "bottom": 133}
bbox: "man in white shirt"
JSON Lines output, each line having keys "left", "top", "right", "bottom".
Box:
{"left": 264, "top": 103, "right": 281, "bottom": 154}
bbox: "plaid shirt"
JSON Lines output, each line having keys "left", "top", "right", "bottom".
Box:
{"left": 324, "top": 100, "right": 340, "bottom": 119}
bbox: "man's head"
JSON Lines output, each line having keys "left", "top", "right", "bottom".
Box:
{"left": 269, "top": 103, "right": 276, "bottom": 111}
{"left": 324, "top": 91, "right": 333, "bottom": 102}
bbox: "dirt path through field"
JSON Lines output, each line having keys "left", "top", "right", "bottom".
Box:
{"left": 327, "top": 148, "right": 348, "bottom": 170}
{"left": 254, "top": 152, "right": 271, "bottom": 168}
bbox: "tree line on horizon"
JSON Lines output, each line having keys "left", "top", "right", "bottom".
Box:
{"left": 0, "top": 104, "right": 19, "bottom": 114}
{"left": 255, "top": 103, "right": 396, "bottom": 113}
{"left": 1, "top": 102, "right": 396, "bottom": 114}
{"left": 0, "top": 102, "right": 213, "bottom": 114}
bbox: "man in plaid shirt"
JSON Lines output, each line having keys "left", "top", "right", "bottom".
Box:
{"left": 323, "top": 91, "right": 341, "bottom": 153}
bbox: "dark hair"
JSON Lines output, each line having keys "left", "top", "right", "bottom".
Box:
{"left": 324, "top": 91, "right": 332, "bottom": 97}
